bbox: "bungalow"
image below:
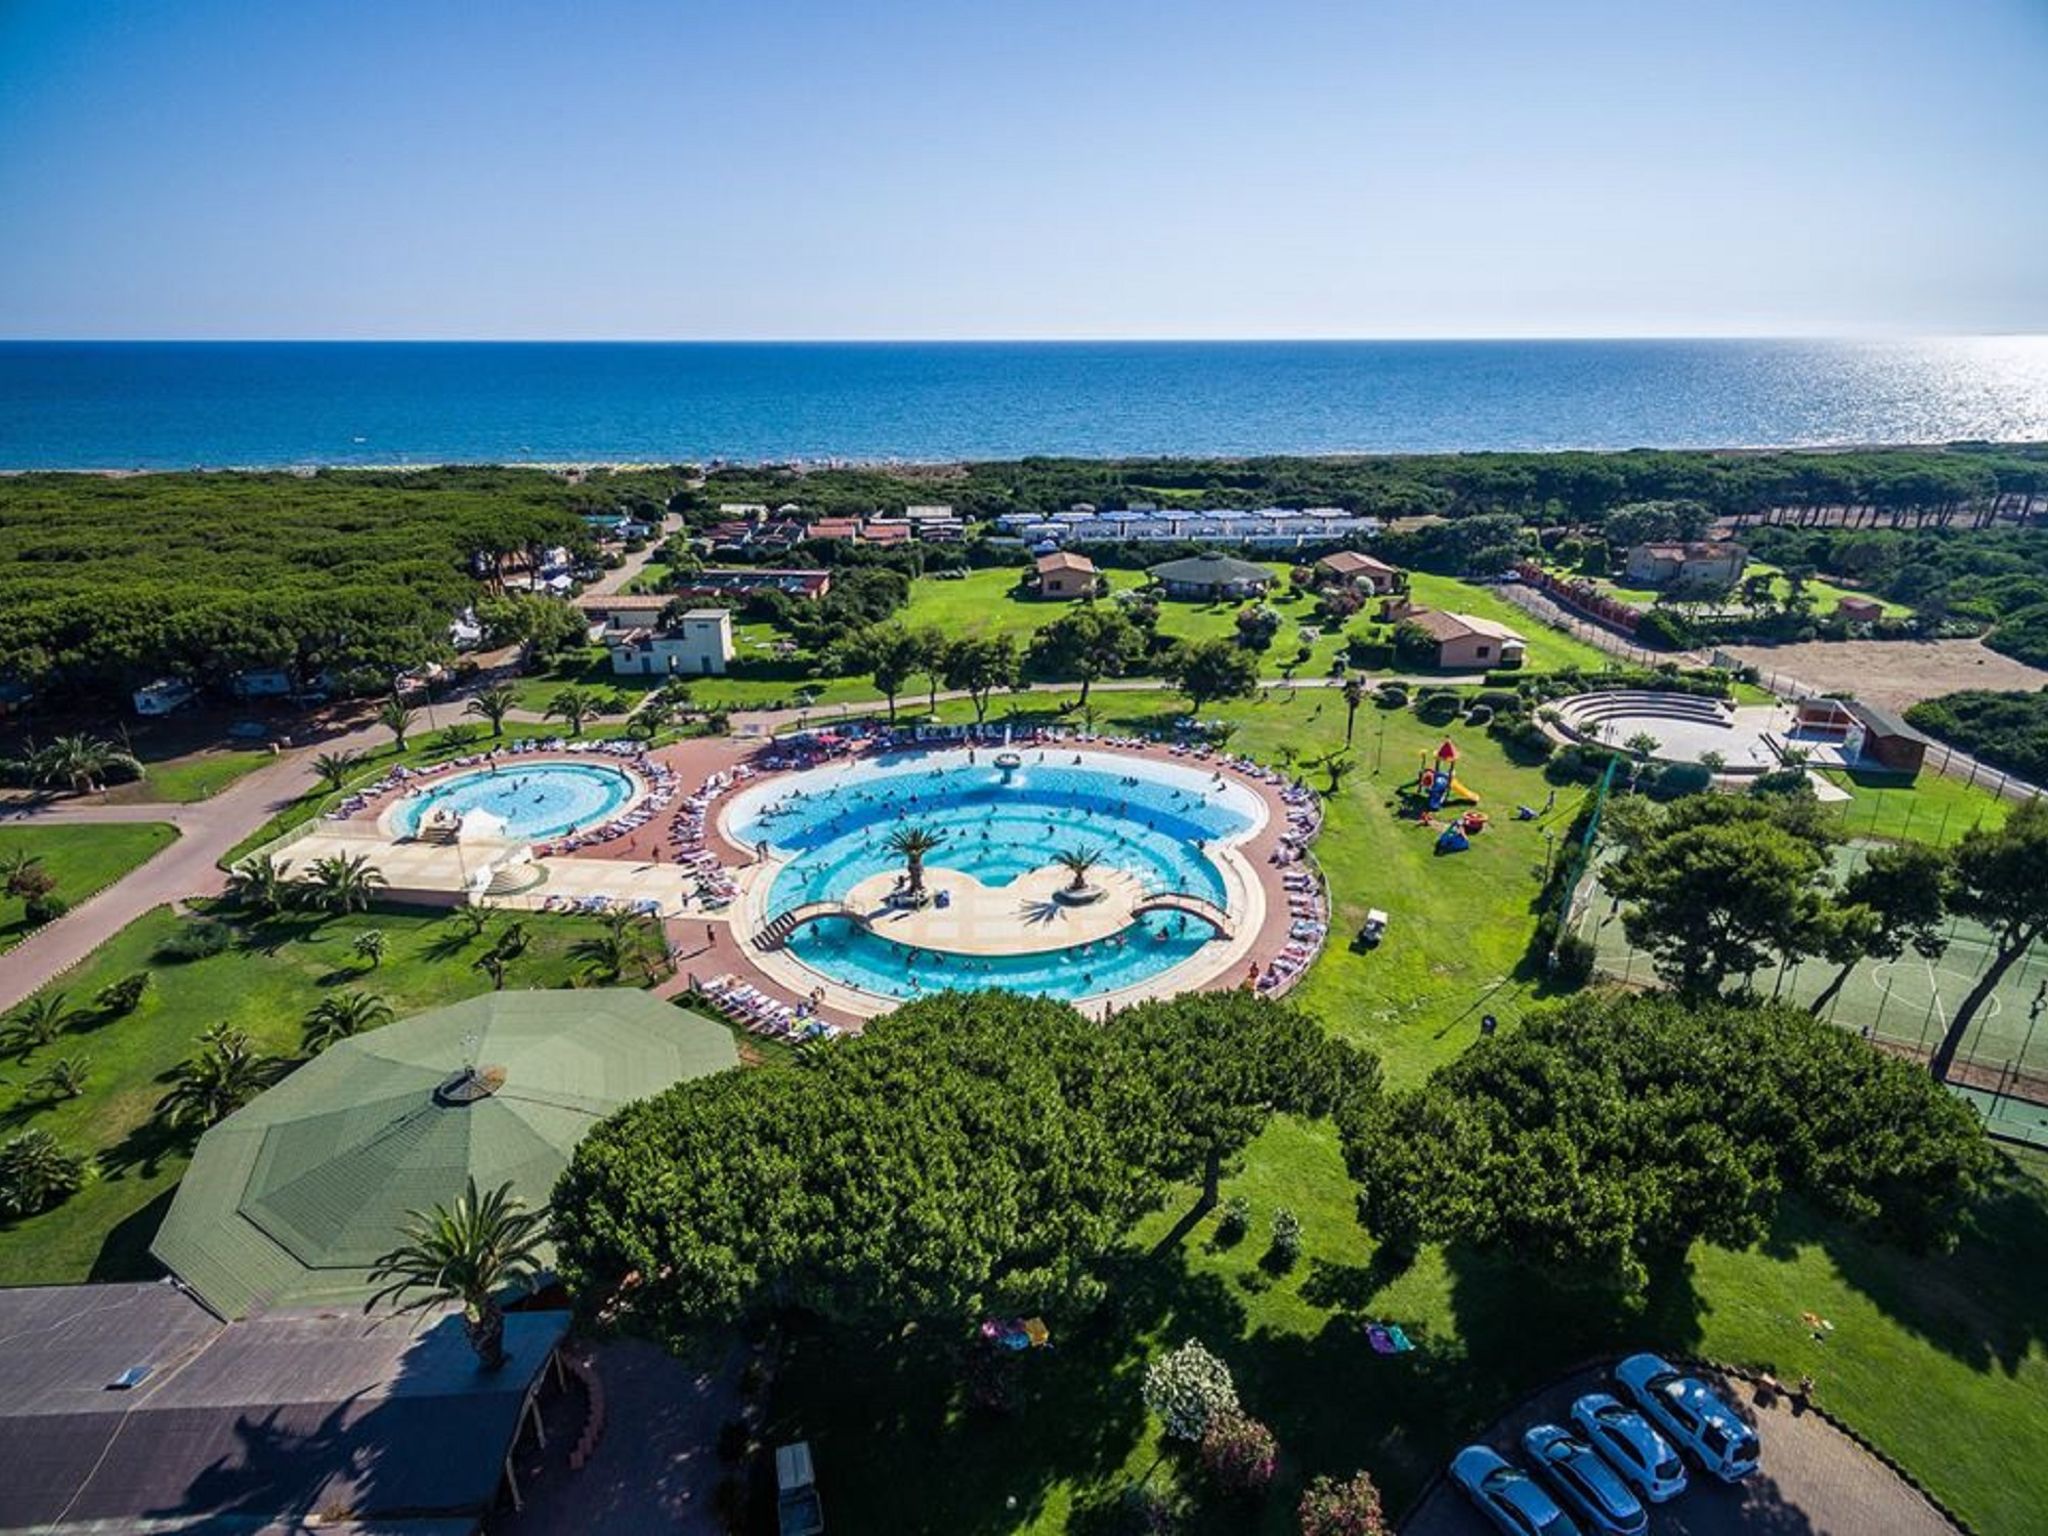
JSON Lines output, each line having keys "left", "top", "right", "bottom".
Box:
{"left": 805, "top": 517, "right": 864, "bottom": 542}
{"left": 228, "top": 667, "right": 294, "bottom": 700}
{"left": 1316, "top": 550, "right": 1403, "bottom": 594}
{"left": 1034, "top": 551, "right": 1100, "bottom": 599}
{"left": 1147, "top": 554, "right": 1274, "bottom": 602}
{"left": 132, "top": 678, "right": 197, "bottom": 717}
{"left": 574, "top": 592, "right": 672, "bottom": 634}
{"left": 668, "top": 568, "right": 833, "bottom": 603}
{"left": 1624, "top": 541, "right": 1748, "bottom": 590}
{"left": 1397, "top": 607, "right": 1527, "bottom": 670}
{"left": 609, "top": 609, "right": 734, "bottom": 677}
{"left": 1835, "top": 595, "right": 1885, "bottom": 624}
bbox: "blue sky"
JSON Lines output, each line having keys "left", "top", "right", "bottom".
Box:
{"left": 1, "top": 0, "right": 2043, "bottom": 339}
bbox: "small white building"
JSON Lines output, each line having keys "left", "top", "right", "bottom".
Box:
{"left": 608, "top": 609, "right": 734, "bottom": 677}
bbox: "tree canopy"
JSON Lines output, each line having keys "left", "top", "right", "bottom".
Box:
{"left": 552, "top": 990, "right": 1368, "bottom": 1334}
{"left": 1341, "top": 992, "right": 1994, "bottom": 1298}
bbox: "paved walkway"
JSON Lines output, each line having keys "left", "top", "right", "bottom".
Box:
{"left": 491, "top": 1335, "right": 744, "bottom": 1536}
{"left": 1402, "top": 1363, "right": 1954, "bottom": 1536}
{"left": 0, "top": 713, "right": 399, "bottom": 1014}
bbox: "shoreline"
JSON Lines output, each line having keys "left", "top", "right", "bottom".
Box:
{"left": 5, "top": 437, "right": 2046, "bottom": 477}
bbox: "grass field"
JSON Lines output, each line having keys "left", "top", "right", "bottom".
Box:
{"left": 0, "top": 902, "right": 619, "bottom": 1287}
{"left": 0, "top": 822, "right": 178, "bottom": 955}
{"left": 1819, "top": 766, "right": 2012, "bottom": 848}
{"left": 1403, "top": 573, "right": 1611, "bottom": 673}
{"left": 128, "top": 748, "right": 275, "bottom": 803}
{"left": 1553, "top": 563, "right": 1912, "bottom": 621}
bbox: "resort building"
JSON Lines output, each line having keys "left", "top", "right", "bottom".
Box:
{"left": 150, "top": 990, "right": 737, "bottom": 1319}
{"left": 1397, "top": 606, "right": 1528, "bottom": 669}
{"left": 1147, "top": 554, "right": 1275, "bottom": 601}
{"left": 1793, "top": 697, "right": 1929, "bottom": 777}
{"left": 1835, "top": 595, "right": 1885, "bottom": 623}
{"left": 575, "top": 592, "right": 671, "bottom": 633}
{"left": 0, "top": 1281, "right": 571, "bottom": 1533}
{"left": 1624, "top": 540, "right": 1748, "bottom": 589}
{"left": 997, "top": 506, "right": 1380, "bottom": 549}
{"left": 1034, "top": 550, "right": 1101, "bottom": 599}
{"left": 1316, "top": 550, "right": 1403, "bottom": 593}
{"left": 609, "top": 607, "right": 734, "bottom": 676}
{"left": 668, "top": 568, "right": 833, "bottom": 603}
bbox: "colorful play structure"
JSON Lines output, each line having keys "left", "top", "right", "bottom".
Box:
{"left": 1413, "top": 738, "right": 1489, "bottom": 853}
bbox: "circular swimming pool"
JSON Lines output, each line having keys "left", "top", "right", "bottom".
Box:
{"left": 726, "top": 748, "right": 1264, "bottom": 1006}
{"left": 391, "top": 760, "right": 640, "bottom": 843}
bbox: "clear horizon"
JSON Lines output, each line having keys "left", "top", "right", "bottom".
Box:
{"left": 3, "top": 0, "right": 2044, "bottom": 340}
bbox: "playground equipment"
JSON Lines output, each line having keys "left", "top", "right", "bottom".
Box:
{"left": 1416, "top": 738, "right": 1480, "bottom": 813}
{"left": 1435, "top": 811, "right": 1489, "bottom": 855}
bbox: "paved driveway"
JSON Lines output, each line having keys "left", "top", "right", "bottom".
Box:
{"left": 1403, "top": 1364, "right": 1953, "bottom": 1536}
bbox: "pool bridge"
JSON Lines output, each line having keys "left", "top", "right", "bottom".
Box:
{"left": 755, "top": 900, "right": 870, "bottom": 951}
{"left": 1128, "top": 890, "right": 1236, "bottom": 940}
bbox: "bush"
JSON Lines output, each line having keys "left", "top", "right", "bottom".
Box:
{"left": 22, "top": 893, "right": 69, "bottom": 925}
{"left": 0, "top": 1129, "right": 89, "bottom": 1218}
{"left": 1373, "top": 684, "right": 1408, "bottom": 709}
{"left": 1550, "top": 931, "right": 1597, "bottom": 989}
{"left": 154, "top": 918, "right": 235, "bottom": 962}
{"left": 1141, "top": 1339, "right": 1239, "bottom": 1442}
{"left": 1215, "top": 1194, "right": 1251, "bottom": 1245}
{"left": 1483, "top": 667, "right": 1530, "bottom": 687}
{"left": 1463, "top": 704, "right": 1493, "bottom": 727}
{"left": 1647, "top": 761, "right": 1713, "bottom": 800}
{"left": 1636, "top": 607, "right": 1697, "bottom": 650}
{"left": 1268, "top": 1206, "right": 1304, "bottom": 1269}
{"left": 1298, "top": 1471, "right": 1389, "bottom": 1536}
{"left": 95, "top": 973, "right": 151, "bottom": 1016}
{"left": 1200, "top": 1406, "right": 1279, "bottom": 1495}
{"left": 1416, "top": 693, "right": 1461, "bottom": 726}
{"left": 1489, "top": 715, "right": 1554, "bottom": 765}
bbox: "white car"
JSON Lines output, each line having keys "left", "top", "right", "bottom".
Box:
{"left": 1616, "top": 1353, "right": 1761, "bottom": 1482}
{"left": 1569, "top": 1392, "right": 1687, "bottom": 1504}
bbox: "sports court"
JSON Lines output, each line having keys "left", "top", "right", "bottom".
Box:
{"left": 1574, "top": 842, "right": 2048, "bottom": 1147}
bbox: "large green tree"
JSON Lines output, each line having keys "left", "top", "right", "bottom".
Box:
{"left": 941, "top": 636, "right": 1020, "bottom": 725}
{"left": 1603, "top": 794, "right": 1835, "bottom": 996}
{"left": 553, "top": 991, "right": 1362, "bottom": 1335}
{"left": 843, "top": 624, "right": 926, "bottom": 723}
{"left": 1807, "top": 841, "right": 1950, "bottom": 1017}
{"left": 1166, "top": 638, "right": 1260, "bottom": 717}
{"left": 1341, "top": 992, "right": 1992, "bottom": 1297}
{"left": 1930, "top": 799, "right": 2048, "bottom": 1081}
{"left": 1026, "top": 604, "right": 1144, "bottom": 706}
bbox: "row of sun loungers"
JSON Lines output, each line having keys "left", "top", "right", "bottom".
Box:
{"left": 694, "top": 973, "right": 842, "bottom": 1043}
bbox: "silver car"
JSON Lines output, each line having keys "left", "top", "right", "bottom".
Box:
{"left": 1570, "top": 1392, "right": 1687, "bottom": 1503}
{"left": 1522, "top": 1424, "right": 1648, "bottom": 1535}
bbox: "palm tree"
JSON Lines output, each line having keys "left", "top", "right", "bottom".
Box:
{"left": 352, "top": 929, "right": 388, "bottom": 968}
{"left": 312, "top": 749, "right": 364, "bottom": 795}
{"left": 377, "top": 696, "right": 418, "bottom": 751}
{"left": 1052, "top": 845, "right": 1104, "bottom": 894}
{"left": 307, "top": 853, "right": 387, "bottom": 914}
{"left": 2, "top": 849, "right": 54, "bottom": 902}
{"left": 155, "top": 1029, "right": 287, "bottom": 1131}
{"left": 544, "top": 687, "right": 603, "bottom": 736}
{"left": 227, "top": 853, "right": 296, "bottom": 916}
{"left": 1318, "top": 751, "right": 1357, "bottom": 794}
{"left": 2, "top": 993, "right": 81, "bottom": 1061}
{"left": 569, "top": 910, "right": 659, "bottom": 983}
{"left": 473, "top": 949, "right": 509, "bottom": 991}
{"left": 36, "top": 734, "right": 118, "bottom": 794}
{"left": 0, "top": 1129, "right": 87, "bottom": 1219}
{"left": 367, "top": 1176, "right": 551, "bottom": 1369}
{"left": 1343, "top": 674, "right": 1369, "bottom": 747}
{"left": 28, "top": 1054, "right": 92, "bottom": 1101}
{"left": 885, "top": 826, "right": 945, "bottom": 904}
{"left": 302, "top": 990, "right": 394, "bottom": 1052}
{"left": 463, "top": 684, "right": 519, "bottom": 738}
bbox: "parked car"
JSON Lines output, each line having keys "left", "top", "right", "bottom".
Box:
{"left": 1521, "top": 1424, "right": 1648, "bottom": 1535}
{"left": 1450, "top": 1444, "right": 1584, "bottom": 1536}
{"left": 1359, "top": 908, "right": 1389, "bottom": 945}
{"left": 1616, "top": 1353, "right": 1761, "bottom": 1482}
{"left": 775, "top": 1441, "right": 824, "bottom": 1535}
{"left": 1570, "top": 1393, "right": 1687, "bottom": 1503}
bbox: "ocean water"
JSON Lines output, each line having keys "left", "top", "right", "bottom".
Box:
{"left": 1, "top": 338, "right": 2045, "bottom": 469}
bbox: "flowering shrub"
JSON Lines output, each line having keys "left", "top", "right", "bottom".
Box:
{"left": 1141, "top": 1339, "right": 1238, "bottom": 1442}
{"left": 1298, "top": 1471, "right": 1388, "bottom": 1536}
{"left": 1200, "top": 1405, "right": 1278, "bottom": 1494}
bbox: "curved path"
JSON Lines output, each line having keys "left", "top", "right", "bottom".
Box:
{"left": 1402, "top": 1362, "right": 1955, "bottom": 1536}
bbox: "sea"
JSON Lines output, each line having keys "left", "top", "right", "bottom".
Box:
{"left": 1, "top": 338, "right": 2045, "bottom": 470}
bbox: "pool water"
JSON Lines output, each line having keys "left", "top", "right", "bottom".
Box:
{"left": 729, "top": 749, "right": 1259, "bottom": 1003}
{"left": 393, "top": 761, "right": 638, "bottom": 843}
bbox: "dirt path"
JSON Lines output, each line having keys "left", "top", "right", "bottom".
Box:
{"left": 1719, "top": 637, "right": 2048, "bottom": 712}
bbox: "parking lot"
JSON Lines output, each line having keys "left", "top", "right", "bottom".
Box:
{"left": 1402, "top": 1362, "right": 1955, "bottom": 1536}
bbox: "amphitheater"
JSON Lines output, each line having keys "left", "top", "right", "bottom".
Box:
{"left": 1551, "top": 690, "right": 1803, "bottom": 773}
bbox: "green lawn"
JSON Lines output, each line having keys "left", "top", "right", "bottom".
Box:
{"left": 0, "top": 902, "right": 620, "bottom": 1287}
{"left": 1550, "top": 562, "right": 1912, "bottom": 622}
{"left": 0, "top": 822, "right": 179, "bottom": 955}
{"left": 129, "top": 748, "right": 274, "bottom": 803}
{"left": 1820, "top": 766, "right": 2012, "bottom": 848}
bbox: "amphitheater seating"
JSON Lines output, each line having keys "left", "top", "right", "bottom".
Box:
{"left": 1553, "top": 690, "right": 1734, "bottom": 739}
